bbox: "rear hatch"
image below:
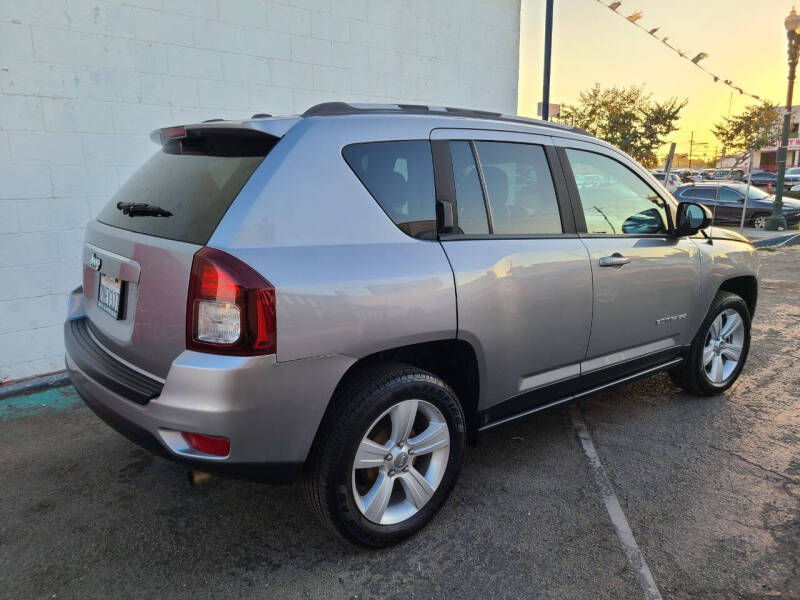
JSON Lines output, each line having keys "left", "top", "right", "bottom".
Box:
{"left": 81, "top": 124, "right": 280, "bottom": 378}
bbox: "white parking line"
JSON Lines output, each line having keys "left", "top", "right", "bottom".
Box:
{"left": 775, "top": 233, "right": 800, "bottom": 247}
{"left": 568, "top": 405, "right": 664, "bottom": 600}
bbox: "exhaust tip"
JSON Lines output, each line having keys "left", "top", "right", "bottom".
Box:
{"left": 188, "top": 470, "right": 216, "bottom": 486}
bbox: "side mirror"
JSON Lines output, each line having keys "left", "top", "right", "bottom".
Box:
{"left": 675, "top": 201, "right": 712, "bottom": 236}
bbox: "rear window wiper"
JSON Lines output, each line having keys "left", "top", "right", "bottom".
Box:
{"left": 116, "top": 202, "right": 173, "bottom": 217}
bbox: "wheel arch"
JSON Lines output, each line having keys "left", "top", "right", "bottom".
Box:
{"left": 306, "top": 339, "right": 482, "bottom": 465}
{"left": 717, "top": 275, "right": 758, "bottom": 317}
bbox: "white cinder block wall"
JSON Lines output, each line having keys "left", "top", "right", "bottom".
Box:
{"left": 0, "top": 0, "right": 521, "bottom": 382}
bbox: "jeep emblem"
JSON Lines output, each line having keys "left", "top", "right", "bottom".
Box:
{"left": 394, "top": 452, "right": 409, "bottom": 470}
{"left": 89, "top": 253, "right": 102, "bottom": 271}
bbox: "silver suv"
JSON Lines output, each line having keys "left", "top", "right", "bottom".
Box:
{"left": 65, "top": 103, "right": 759, "bottom": 547}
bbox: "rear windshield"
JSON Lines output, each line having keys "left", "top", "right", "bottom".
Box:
{"left": 97, "top": 133, "right": 273, "bottom": 245}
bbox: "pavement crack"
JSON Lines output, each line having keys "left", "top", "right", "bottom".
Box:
{"left": 708, "top": 444, "right": 800, "bottom": 484}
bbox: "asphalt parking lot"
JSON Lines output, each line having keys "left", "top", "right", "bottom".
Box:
{"left": 1, "top": 247, "right": 798, "bottom": 600}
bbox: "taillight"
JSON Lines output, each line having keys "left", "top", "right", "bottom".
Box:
{"left": 187, "top": 247, "right": 276, "bottom": 356}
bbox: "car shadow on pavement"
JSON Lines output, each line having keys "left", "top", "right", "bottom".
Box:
{"left": 3, "top": 393, "right": 644, "bottom": 599}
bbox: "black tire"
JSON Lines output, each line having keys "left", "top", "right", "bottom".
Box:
{"left": 670, "top": 291, "right": 751, "bottom": 396}
{"left": 304, "top": 363, "right": 466, "bottom": 547}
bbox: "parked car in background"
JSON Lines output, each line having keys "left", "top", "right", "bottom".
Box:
{"left": 674, "top": 182, "right": 800, "bottom": 229}
{"left": 697, "top": 169, "right": 715, "bottom": 180}
{"left": 712, "top": 169, "right": 745, "bottom": 180}
{"left": 63, "top": 102, "right": 760, "bottom": 547}
{"left": 735, "top": 171, "right": 777, "bottom": 189}
{"left": 675, "top": 169, "right": 701, "bottom": 182}
{"left": 689, "top": 170, "right": 707, "bottom": 182}
{"left": 652, "top": 171, "right": 682, "bottom": 192}
{"left": 782, "top": 167, "right": 800, "bottom": 189}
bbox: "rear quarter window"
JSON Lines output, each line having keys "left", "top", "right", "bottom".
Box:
{"left": 342, "top": 140, "right": 437, "bottom": 239}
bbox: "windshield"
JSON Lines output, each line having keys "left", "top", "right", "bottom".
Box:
{"left": 786, "top": 168, "right": 800, "bottom": 175}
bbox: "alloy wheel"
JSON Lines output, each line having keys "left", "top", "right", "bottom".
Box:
{"left": 351, "top": 399, "right": 450, "bottom": 525}
{"left": 753, "top": 215, "right": 767, "bottom": 230}
{"left": 702, "top": 309, "right": 745, "bottom": 384}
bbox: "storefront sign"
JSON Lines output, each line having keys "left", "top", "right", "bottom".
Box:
{"left": 761, "top": 138, "right": 800, "bottom": 152}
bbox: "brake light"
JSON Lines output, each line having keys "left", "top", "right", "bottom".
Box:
{"left": 182, "top": 432, "right": 230, "bottom": 456}
{"left": 187, "top": 247, "right": 276, "bottom": 355}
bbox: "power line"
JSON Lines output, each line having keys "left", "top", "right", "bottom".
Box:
{"left": 593, "top": 0, "right": 765, "bottom": 102}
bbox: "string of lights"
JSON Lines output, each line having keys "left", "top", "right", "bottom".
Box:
{"left": 593, "top": 0, "right": 765, "bottom": 102}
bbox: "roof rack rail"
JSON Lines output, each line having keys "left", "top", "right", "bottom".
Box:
{"left": 300, "top": 102, "right": 590, "bottom": 136}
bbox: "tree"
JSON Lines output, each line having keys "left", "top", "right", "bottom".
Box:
{"left": 556, "top": 84, "right": 686, "bottom": 168}
{"left": 712, "top": 103, "right": 781, "bottom": 167}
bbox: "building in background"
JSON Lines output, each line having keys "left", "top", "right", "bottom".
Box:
{"left": 716, "top": 105, "right": 800, "bottom": 172}
{"left": 0, "top": 0, "right": 522, "bottom": 382}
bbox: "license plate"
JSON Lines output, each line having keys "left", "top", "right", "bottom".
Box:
{"left": 98, "top": 273, "right": 123, "bottom": 319}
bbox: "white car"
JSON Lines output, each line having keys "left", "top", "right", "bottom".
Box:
{"left": 784, "top": 167, "right": 800, "bottom": 189}
{"left": 652, "top": 172, "right": 682, "bottom": 192}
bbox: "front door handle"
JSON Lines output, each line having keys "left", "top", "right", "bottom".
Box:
{"left": 598, "top": 254, "right": 631, "bottom": 267}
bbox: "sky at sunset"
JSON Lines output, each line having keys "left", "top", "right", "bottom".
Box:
{"left": 518, "top": 0, "right": 790, "bottom": 163}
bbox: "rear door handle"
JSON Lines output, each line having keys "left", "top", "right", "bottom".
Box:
{"left": 598, "top": 255, "right": 631, "bottom": 267}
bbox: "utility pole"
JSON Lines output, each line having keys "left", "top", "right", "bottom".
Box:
{"left": 688, "top": 131, "right": 694, "bottom": 169}
{"left": 541, "top": 0, "right": 554, "bottom": 121}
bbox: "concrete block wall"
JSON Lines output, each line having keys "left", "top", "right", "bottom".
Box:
{"left": 0, "top": 0, "right": 521, "bottom": 382}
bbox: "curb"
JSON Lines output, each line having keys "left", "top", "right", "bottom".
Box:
{"left": 0, "top": 371, "right": 70, "bottom": 400}
{"left": 752, "top": 233, "right": 800, "bottom": 248}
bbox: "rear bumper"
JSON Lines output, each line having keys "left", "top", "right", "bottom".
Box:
{"left": 65, "top": 307, "right": 355, "bottom": 483}
{"left": 72, "top": 368, "right": 303, "bottom": 483}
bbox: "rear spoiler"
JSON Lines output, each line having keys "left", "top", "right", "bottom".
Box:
{"left": 149, "top": 118, "right": 300, "bottom": 146}
{"left": 149, "top": 122, "right": 297, "bottom": 157}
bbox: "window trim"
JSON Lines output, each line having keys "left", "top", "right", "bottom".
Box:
{"left": 557, "top": 146, "right": 677, "bottom": 237}
{"left": 470, "top": 140, "right": 496, "bottom": 234}
{"left": 434, "top": 138, "right": 577, "bottom": 240}
{"left": 439, "top": 232, "right": 581, "bottom": 241}
{"left": 431, "top": 139, "right": 459, "bottom": 234}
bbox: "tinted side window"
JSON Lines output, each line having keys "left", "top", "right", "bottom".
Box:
{"left": 681, "top": 186, "right": 717, "bottom": 200}
{"left": 474, "top": 141, "right": 562, "bottom": 234}
{"left": 342, "top": 141, "right": 436, "bottom": 238}
{"left": 718, "top": 188, "right": 743, "bottom": 201}
{"left": 449, "top": 141, "right": 489, "bottom": 234}
{"left": 687, "top": 187, "right": 717, "bottom": 200}
{"left": 566, "top": 149, "right": 669, "bottom": 235}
